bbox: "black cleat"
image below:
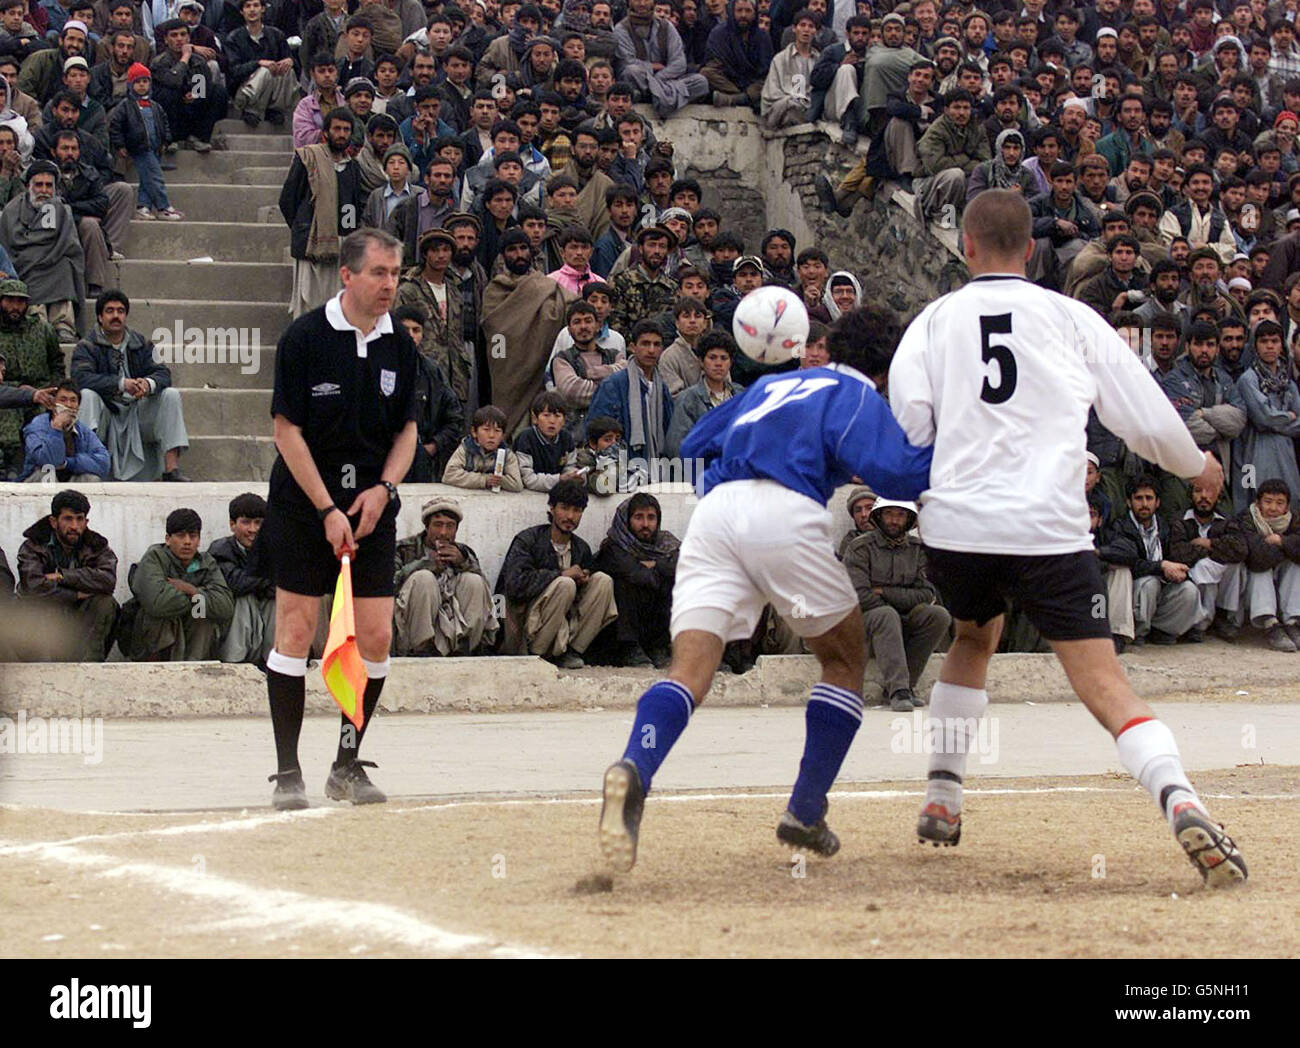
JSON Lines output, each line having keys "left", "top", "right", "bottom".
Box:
{"left": 917, "top": 802, "right": 962, "bottom": 846}
{"left": 599, "top": 760, "right": 645, "bottom": 872}
{"left": 1171, "top": 801, "right": 1248, "bottom": 888}
{"left": 776, "top": 808, "right": 841, "bottom": 857}
{"left": 269, "top": 769, "right": 308, "bottom": 811}
{"left": 324, "top": 759, "right": 387, "bottom": 804}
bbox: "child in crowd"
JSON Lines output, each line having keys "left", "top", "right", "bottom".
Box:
{"left": 442, "top": 405, "right": 523, "bottom": 491}
{"left": 110, "top": 63, "right": 183, "bottom": 220}
{"left": 572, "top": 414, "right": 622, "bottom": 495}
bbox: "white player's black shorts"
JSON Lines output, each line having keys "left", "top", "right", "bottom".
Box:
{"left": 923, "top": 547, "right": 1112, "bottom": 642}
{"left": 263, "top": 501, "right": 400, "bottom": 599}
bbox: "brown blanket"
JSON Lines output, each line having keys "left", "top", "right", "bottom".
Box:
{"left": 481, "top": 270, "right": 574, "bottom": 434}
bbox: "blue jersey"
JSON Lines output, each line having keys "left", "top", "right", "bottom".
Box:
{"left": 680, "top": 364, "right": 933, "bottom": 506}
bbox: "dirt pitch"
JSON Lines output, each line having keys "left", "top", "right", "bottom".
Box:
{"left": 1, "top": 765, "right": 1295, "bottom": 959}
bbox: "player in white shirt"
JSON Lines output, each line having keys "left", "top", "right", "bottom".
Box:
{"left": 888, "top": 189, "right": 1248, "bottom": 887}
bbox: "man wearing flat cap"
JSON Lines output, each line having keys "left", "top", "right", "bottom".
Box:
{"left": 150, "top": 17, "right": 227, "bottom": 152}
{"left": 393, "top": 496, "right": 498, "bottom": 656}
{"left": 608, "top": 223, "right": 678, "bottom": 337}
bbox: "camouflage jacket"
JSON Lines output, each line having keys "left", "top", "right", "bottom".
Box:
{"left": 0, "top": 313, "right": 63, "bottom": 448}
{"left": 608, "top": 264, "right": 678, "bottom": 339}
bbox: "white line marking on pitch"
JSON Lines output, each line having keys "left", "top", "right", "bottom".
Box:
{"left": 6, "top": 840, "right": 548, "bottom": 959}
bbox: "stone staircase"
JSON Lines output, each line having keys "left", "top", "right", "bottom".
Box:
{"left": 69, "top": 119, "right": 295, "bottom": 481}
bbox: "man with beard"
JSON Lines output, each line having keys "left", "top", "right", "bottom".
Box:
{"left": 52, "top": 131, "right": 112, "bottom": 297}
{"left": 481, "top": 228, "right": 573, "bottom": 432}
{"left": 387, "top": 154, "right": 456, "bottom": 266}
{"left": 1146, "top": 100, "right": 1183, "bottom": 155}
{"left": 396, "top": 227, "right": 469, "bottom": 412}
{"left": 0, "top": 278, "right": 60, "bottom": 475}
{"left": 596, "top": 492, "right": 679, "bottom": 668}
{"left": 808, "top": 13, "right": 869, "bottom": 135}
{"left": 615, "top": 0, "right": 708, "bottom": 118}
{"left": 18, "top": 20, "right": 88, "bottom": 105}
{"left": 1157, "top": 320, "right": 1247, "bottom": 520}
{"left": 354, "top": 112, "right": 398, "bottom": 194}
{"left": 279, "top": 108, "right": 366, "bottom": 317}
{"left": 609, "top": 224, "right": 678, "bottom": 335}
{"left": 90, "top": 28, "right": 140, "bottom": 114}
{"left": 0, "top": 161, "right": 85, "bottom": 341}
{"left": 71, "top": 289, "right": 190, "bottom": 480}
{"left": 1216, "top": 317, "right": 1248, "bottom": 381}
{"left": 837, "top": 485, "right": 876, "bottom": 559}
{"left": 760, "top": 229, "right": 797, "bottom": 289}
{"left": 445, "top": 211, "right": 491, "bottom": 416}
{"left": 1095, "top": 93, "right": 1155, "bottom": 178}
{"left": 567, "top": 125, "right": 614, "bottom": 240}
{"left": 1168, "top": 475, "right": 1248, "bottom": 641}
{"left": 843, "top": 499, "right": 950, "bottom": 712}
{"left": 1107, "top": 153, "right": 1152, "bottom": 208}
{"left": 1134, "top": 256, "right": 1191, "bottom": 327}
{"left": 15, "top": 488, "right": 119, "bottom": 661}
{"left": 859, "top": 12, "right": 924, "bottom": 141}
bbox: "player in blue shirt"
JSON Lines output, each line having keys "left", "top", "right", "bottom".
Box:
{"left": 598, "top": 305, "right": 935, "bottom": 872}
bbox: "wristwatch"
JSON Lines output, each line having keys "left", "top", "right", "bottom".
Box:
{"left": 380, "top": 481, "right": 399, "bottom": 502}
{"left": 317, "top": 504, "right": 339, "bottom": 522}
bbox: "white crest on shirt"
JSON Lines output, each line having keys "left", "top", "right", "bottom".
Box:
{"left": 379, "top": 369, "right": 396, "bottom": 396}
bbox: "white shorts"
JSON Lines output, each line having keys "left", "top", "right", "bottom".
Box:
{"left": 670, "top": 479, "right": 859, "bottom": 643}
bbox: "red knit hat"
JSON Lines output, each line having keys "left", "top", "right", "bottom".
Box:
{"left": 126, "top": 62, "right": 151, "bottom": 82}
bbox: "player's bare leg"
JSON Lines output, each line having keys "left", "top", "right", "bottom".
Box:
{"left": 264, "top": 589, "right": 324, "bottom": 810}
{"left": 600, "top": 629, "right": 723, "bottom": 872}
{"left": 776, "top": 608, "right": 868, "bottom": 856}
{"left": 322, "top": 596, "right": 394, "bottom": 805}
{"left": 1051, "top": 637, "right": 1247, "bottom": 886}
{"left": 916, "top": 616, "right": 1001, "bottom": 847}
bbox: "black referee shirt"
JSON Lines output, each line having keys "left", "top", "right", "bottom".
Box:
{"left": 269, "top": 293, "right": 418, "bottom": 518}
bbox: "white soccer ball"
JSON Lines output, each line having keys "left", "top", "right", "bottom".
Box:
{"left": 732, "top": 285, "right": 809, "bottom": 365}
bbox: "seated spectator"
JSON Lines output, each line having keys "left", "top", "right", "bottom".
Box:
{"left": 1028, "top": 161, "right": 1101, "bottom": 288}
{"left": 658, "top": 294, "right": 711, "bottom": 396}
{"left": 664, "top": 327, "right": 742, "bottom": 457}
{"left": 1134, "top": 256, "right": 1190, "bottom": 327}
{"left": 1074, "top": 233, "right": 1148, "bottom": 320}
{"left": 1159, "top": 163, "right": 1238, "bottom": 265}
{"left": 20, "top": 378, "right": 108, "bottom": 481}
{"left": 1094, "top": 93, "right": 1155, "bottom": 177}
{"left": 109, "top": 64, "right": 184, "bottom": 221}
{"left": 1106, "top": 474, "right": 1202, "bottom": 645}
{"left": 808, "top": 14, "right": 869, "bottom": 137}
{"left": 226, "top": 0, "right": 297, "bottom": 129}
{"left": 393, "top": 495, "right": 498, "bottom": 656}
{"left": 442, "top": 404, "right": 525, "bottom": 491}
{"left": 843, "top": 499, "right": 951, "bottom": 711}
{"left": 588, "top": 319, "right": 674, "bottom": 463}
{"left": 761, "top": 7, "right": 818, "bottom": 129}
{"left": 209, "top": 492, "right": 276, "bottom": 666}
{"left": 1168, "top": 475, "right": 1248, "bottom": 643}
{"left": 515, "top": 389, "right": 581, "bottom": 491}
{"left": 123, "top": 507, "right": 234, "bottom": 661}
{"left": 547, "top": 296, "right": 626, "bottom": 432}
{"left": 966, "top": 128, "right": 1036, "bottom": 200}
{"left": 760, "top": 229, "right": 797, "bottom": 290}
{"left": 51, "top": 131, "right": 115, "bottom": 298}
{"left": 822, "top": 270, "right": 862, "bottom": 320}
{"left": 595, "top": 491, "right": 678, "bottom": 666}
{"left": 0, "top": 278, "right": 61, "bottom": 474}
{"left": 335, "top": 16, "right": 376, "bottom": 86}
{"left": 573, "top": 414, "right": 622, "bottom": 494}
{"left": 1090, "top": 489, "right": 1137, "bottom": 652}
{"left": 17, "top": 21, "right": 88, "bottom": 106}
{"left": 14, "top": 487, "right": 118, "bottom": 661}
{"left": 1233, "top": 318, "right": 1300, "bottom": 510}
{"left": 1238, "top": 477, "right": 1300, "bottom": 650}
{"left": 614, "top": 0, "right": 708, "bottom": 118}
{"left": 837, "top": 484, "right": 875, "bottom": 558}
{"left": 915, "top": 88, "right": 989, "bottom": 222}
{"left": 72, "top": 290, "right": 190, "bottom": 481}
{"left": 495, "top": 478, "right": 617, "bottom": 666}
{"left": 150, "top": 18, "right": 225, "bottom": 152}
{"left": 0, "top": 0, "right": 45, "bottom": 67}
{"left": 0, "top": 161, "right": 85, "bottom": 341}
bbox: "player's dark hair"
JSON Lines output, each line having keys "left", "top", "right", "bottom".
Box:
{"left": 826, "top": 305, "right": 900, "bottom": 380}
{"left": 1125, "top": 474, "right": 1159, "bottom": 499}
{"left": 530, "top": 390, "right": 568, "bottom": 418}
{"left": 471, "top": 405, "right": 508, "bottom": 430}
{"left": 228, "top": 493, "right": 266, "bottom": 521}
{"left": 50, "top": 489, "right": 89, "bottom": 517}
{"left": 165, "top": 508, "right": 202, "bottom": 535}
{"left": 549, "top": 478, "right": 589, "bottom": 509}
{"left": 1258, "top": 477, "right": 1292, "bottom": 503}
{"left": 584, "top": 415, "right": 623, "bottom": 442}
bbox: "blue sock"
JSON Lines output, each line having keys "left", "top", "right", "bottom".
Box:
{"left": 620, "top": 679, "right": 695, "bottom": 792}
{"left": 788, "top": 684, "right": 863, "bottom": 825}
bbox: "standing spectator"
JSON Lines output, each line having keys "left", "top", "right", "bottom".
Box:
{"left": 392, "top": 305, "right": 463, "bottom": 483}
{"left": 658, "top": 293, "right": 710, "bottom": 396}
{"left": 14, "top": 487, "right": 118, "bottom": 661}
{"left": 19, "top": 378, "right": 108, "bottom": 481}
{"left": 0, "top": 160, "right": 85, "bottom": 340}
{"left": 291, "top": 51, "right": 343, "bottom": 149}
{"left": 1233, "top": 318, "right": 1300, "bottom": 509}
{"left": 495, "top": 478, "right": 618, "bottom": 666}
{"left": 843, "top": 499, "right": 951, "bottom": 711}
{"left": 225, "top": 0, "right": 296, "bottom": 128}
{"left": 393, "top": 495, "right": 498, "bottom": 656}
{"left": 1074, "top": 234, "right": 1148, "bottom": 320}
{"left": 149, "top": 18, "right": 226, "bottom": 152}
{"left": 396, "top": 227, "right": 464, "bottom": 377}
{"left": 71, "top": 289, "right": 190, "bottom": 481}
{"left": 210, "top": 492, "right": 276, "bottom": 666}
{"left": 588, "top": 318, "right": 674, "bottom": 463}
{"left": 664, "top": 326, "right": 741, "bottom": 456}
{"left": 595, "top": 491, "right": 678, "bottom": 666}
{"left": 914, "top": 88, "right": 989, "bottom": 222}
{"left": 1237, "top": 477, "right": 1300, "bottom": 649}
{"left": 123, "top": 507, "right": 234, "bottom": 661}
{"left": 614, "top": 0, "right": 708, "bottom": 118}
{"left": 608, "top": 224, "right": 677, "bottom": 334}
{"left": 1028, "top": 161, "right": 1101, "bottom": 287}
{"left": 108, "top": 63, "right": 184, "bottom": 221}
{"left": 966, "top": 127, "right": 1036, "bottom": 200}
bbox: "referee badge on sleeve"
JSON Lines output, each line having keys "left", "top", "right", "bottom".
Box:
{"left": 379, "top": 369, "right": 396, "bottom": 397}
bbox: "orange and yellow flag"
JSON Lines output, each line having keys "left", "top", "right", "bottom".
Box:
{"left": 322, "top": 554, "right": 367, "bottom": 730}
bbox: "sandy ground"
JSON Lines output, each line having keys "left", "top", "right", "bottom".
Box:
{"left": 1, "top": 765, "right": 1293, "bottom": 959}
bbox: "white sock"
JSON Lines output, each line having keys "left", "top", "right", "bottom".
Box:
{"left": 924, "top": 682, "right": 988, "bottom": 814}
{"left": 1115, "top": 718, "right": 1198, "bottom": 824}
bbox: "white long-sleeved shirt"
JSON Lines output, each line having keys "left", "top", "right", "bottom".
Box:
{"left": 889, "top": 272, "right": 1207, "bottom": 555}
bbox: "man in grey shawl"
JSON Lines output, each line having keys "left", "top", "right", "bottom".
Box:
{"left": 613, "top": 0, "right": 708, "bottom": 119}
{"left": 966, "top": 128, "right": 1037, "bottom": 200}
{"left": 0, "top": 160, "right": 86, "bottom": 341}
{"left": 393, "top": 495, "right": 498, "bottom": 656}
{"left": 594, "top": 491, "right": 680, "bottom": 667}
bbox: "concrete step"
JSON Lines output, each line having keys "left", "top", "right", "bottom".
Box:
{"left": 122, "top": 149, "right": 288, "bottom": 181}
{"left": 83, "top": 298, "right": 290, "bottom": 347}
{"left": 183, "top": 434, "right": 277, "bottom": 481}
{"left": 220, "top": 132, "right": 293, "bottom": 152}
{"left": 112, "top": 259, "right": 292, "bottom": 302}
{"left": 216, "top": 117, "right": 293, "bottom": 137}
{"left": 152, "top": 182, "right": 282, "bottom": 222}
{"left": 178, "top": 387, "right": 272, "bottom": 436}
{"left": 230, "top": 166, "right": 292, "bottom": 186}
{"left": 60, "top": 339, "right": 277, "bottom": 390}
{"left": 120, "top": 220, "right": 289, "bottom": 263}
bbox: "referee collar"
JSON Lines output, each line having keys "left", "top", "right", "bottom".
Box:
{"left": 325, "top": 291, "right": 394, "bottom": 359}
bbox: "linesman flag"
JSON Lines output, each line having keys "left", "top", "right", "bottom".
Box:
{"left": 322, "top": 554, "right": 367, "bottom": 730}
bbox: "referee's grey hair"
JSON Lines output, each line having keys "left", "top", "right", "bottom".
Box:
{"left": 339, "top": 228, "right": 402, "bottom": 273}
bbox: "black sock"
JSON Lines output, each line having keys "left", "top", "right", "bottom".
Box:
{"left": 335, "top": 676, "right": 385, "bottom": 767}
{"left": 266, "top": 668, "right": 305, "bottom": 774}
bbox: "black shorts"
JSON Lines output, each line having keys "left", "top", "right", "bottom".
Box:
{"left": 923, "top": 547, "right": 1112, "bottom": 642}
{"left": 262, "top": 500, "right": 399, "bottom": 599}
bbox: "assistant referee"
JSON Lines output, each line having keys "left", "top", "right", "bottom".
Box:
{"left": 262, "top": 228, "right": 418, "bottom": 811}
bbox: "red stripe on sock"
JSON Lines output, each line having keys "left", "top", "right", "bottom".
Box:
{"left": 1117, "top": 716, "right": 1155, "bottom": 737}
